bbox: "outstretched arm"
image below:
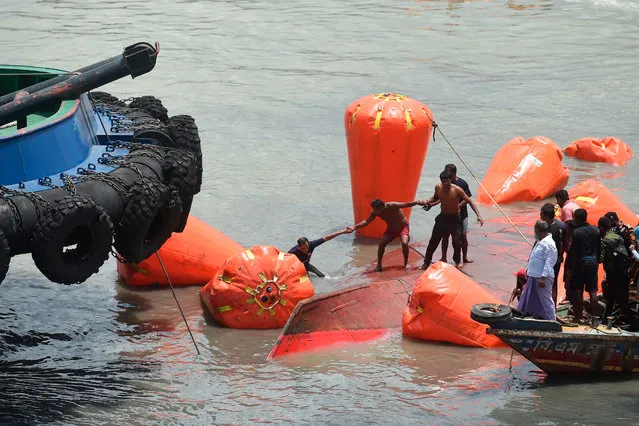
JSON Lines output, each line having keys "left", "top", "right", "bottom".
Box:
{"left": 422, "top": 187, "right": 440, "bottom": 207}
{"left": 351, "top": 211, "right": 376, "bottom": 231}
{"left": 386, "top": 200, "right": 423, "bottom": 209}
{"left": 459, "top": 190, "right": 484, "bottom": 226}
{"left": 323, "top": 227, "right": 352, "bottom": 242}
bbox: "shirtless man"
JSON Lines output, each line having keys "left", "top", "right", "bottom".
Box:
{"left": 420, "top": 170, "right": 484, "bottom": 270}
{"left": 349, "top": 198, "right": 424, "bottom": 272}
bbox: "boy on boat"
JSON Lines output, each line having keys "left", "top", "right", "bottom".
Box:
{"left": 348, "top": 198, "right": 424, "bottom": 272}
{"left": 420, "top": 170, "right": 484, "bottom": 270}
{"left": 289, "top": 228, "right": 353, "bottom": 277}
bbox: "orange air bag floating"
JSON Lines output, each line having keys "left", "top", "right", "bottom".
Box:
{"left": 477, "top": 136, "right": 569, "bottom": 205}
{"left": 117, "top": 215, "right": 243, "bottom": 287}
{"left": 568, "top": 179, "right": 639, "bottom": 226}
{"left": 200, "top": 245, "right": 315, "bottom": 329}
{"left": 402, "top": 261, "right": 506, "bottom": 348}
{"left": 563, "top": 137, "right": 632, "bottom": 166}
{"left": 345, "top": 93, "right": 434, "bottom": 238}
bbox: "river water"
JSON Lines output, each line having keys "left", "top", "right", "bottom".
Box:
{"left": 2, "top": 0, "right": 639, "bottom": 424}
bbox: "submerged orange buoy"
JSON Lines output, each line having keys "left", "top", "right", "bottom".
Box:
{"left": 117, "top": 215, "right": 243, "bottom": 287}
{"left": 402, "top": 261, "right": 506, "bottom": 348}
{"left": 477, "top": 136, "right": 569, "bottom": 205}
{"left": 564, "top": 136, "right": 632, "bottom": 166}
{"left": 200, "top": 245, "right": 315, "bottom": 329}
{"left": 568, "top": 179, "right": 638, "bottom": 226}
{"left": 345, "top": 93, "right": 434, "bottom": 238}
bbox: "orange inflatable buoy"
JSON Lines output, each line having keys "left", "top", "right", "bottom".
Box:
{"left": 568, "top": 179, "right": 639, "bottom": 226}
{"left": 402, "top": 261, "right": 506, "bottom": 348}
{"left": 200, "top": 245, "right": 315, "bottom": 329}
{"left": 345, "top": 93, "right": 434, "bottom": 238}
{"left": 117, "top": 215, "right": 244, "bottom": 287}
{"left": 477, "top": 136, "right": 569, "bottom": 205}
{"left": 563, "top": 136, "right": 632, "bottom": 166}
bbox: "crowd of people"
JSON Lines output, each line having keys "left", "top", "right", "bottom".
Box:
{"left": 286, "top": 164, "right": 638, "bottom": 327}
{"left": 515, "top": 190, "right": 639, "bottom": 325}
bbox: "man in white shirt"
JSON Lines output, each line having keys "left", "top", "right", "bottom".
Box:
{"left": 517, "top": 220, "right": 558, "bottom": 320}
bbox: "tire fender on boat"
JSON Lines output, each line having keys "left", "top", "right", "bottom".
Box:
{"left": 31, "top": 195, "right": 114, "bottom": 284}
{"left": 114, "top": 177, "right": 181, "bottom": 262}
{"left": 0, "top": 228, "right": 11, "bottom": 284}
{"left": 167, "top": 115, "right": 203, "bottom": 194}
{"left": 470, "top": 303, "right": 513, "bottom": 325}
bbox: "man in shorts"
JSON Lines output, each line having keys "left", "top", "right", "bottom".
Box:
{"left": 420, "top": 170, "right": 484, "bottom": 270}
{"left": 439, "top": 164, "right": 473, "bottom": 264}
{"left": 349, "top": 198, "right": 424, "bottom": 272}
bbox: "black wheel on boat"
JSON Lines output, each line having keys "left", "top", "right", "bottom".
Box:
{"left": 89, "top": 91, "right": 126, "bottom": 107}
{"left": 470, "top": 303, "right": 512, "bottom": 325}
{"left": 132, "top": 126, "right": 175, "bottom": 147}
{"left": 114, "top": 177, "right": 181, "bottom": 262}
{"left": 128, "top": 96, "right": 169, "bottom": 123}
{"left": 167, "top": 115, "right": 203, "bottom": 194}
{"left": 163, "top": 149, "right": 198, "bottom": 232}
{"left": 0, "top": 228, "right": 11, "bottom": 285}
{"left": 31, "top": 195, "right": 114, "bottom": 285}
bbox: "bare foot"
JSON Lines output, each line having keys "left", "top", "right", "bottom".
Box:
{"left": 439, "top": 258, "right": 447, "bottom": 263}
{"left": 374, "top": 265, "right": 383, "bottom": 273}
{"left": 455, "top": 263, "right": 464, "bottom": 270}
{"left": 419, "top": 263, "right": 429, "bottom": 270}
{"left": 404, "top": 265, "right": 409, "bottom": 270}
{"left": 463, "top": 258, "right": 474, "bottom": 264}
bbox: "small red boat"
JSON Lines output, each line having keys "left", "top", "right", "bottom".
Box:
{"left": 472, "top": 303, "right": 639, "bottom": 375}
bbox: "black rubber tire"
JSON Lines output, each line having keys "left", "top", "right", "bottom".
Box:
{"left": 128, "top": 96, "right": 169, "bottom": 123}
{"left": 31, "top": 196, "right": 114, "bottom": 285}
{"left": 89, "top": 91, "right": 126, "bottom": 107}
{"left": 470, "top": 303, "right": 512, "bottom": 325}
{"left": 163, "top": 149, "right": 198, "bottom": 232}
{"left": 0, "top": 228, "right": 11, "bottom": 285}
{"left": 132, "top": 126, "right": 175, "bottom": 147}
{"left": 167, "top": 115, "right": 203, "bottom": 194}
{"left": 114, "top": 178, "right": 181, "bottom": 262}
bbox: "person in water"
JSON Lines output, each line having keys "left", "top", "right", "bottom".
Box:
{"left": 439, "top": 163, "right": 474, "bottom": 264}
{"left": 349, "top": 198, "right": 424, "bottom": 272}
{"left": 289, "top": 228, "right": 353, "bottom": 277}
{"left": 420, "top": 170, "right": 484, "bottom": 270}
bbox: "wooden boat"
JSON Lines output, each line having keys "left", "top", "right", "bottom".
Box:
{"left": 473, "top": 303, "right": 639, "bottom": 374}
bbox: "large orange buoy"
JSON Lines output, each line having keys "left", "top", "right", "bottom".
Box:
{"left": 117, "top": 215, "right": 243, "bottom": 287}
{"left": 564, "top": 136, "right": 632, "bottom": 166}
{"left": 402, "top": 262, "right": 506, "bottom": 348}
{"left": 200, "top": 245, "right": 315, "bottom": 329}
{"left": 345, "top": 93, "right": 434, "bottom": 238}
{"left": 568, "top": 179, "right": 638, "bottom": 226}
{"left": 477, "top": 136, "right": 569, "bottom": 205}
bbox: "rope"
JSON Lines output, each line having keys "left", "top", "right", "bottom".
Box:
{"left": 431, "top": 123, "right": 533, "bottom": 247}
{"left": 155, "top": 251, "right": 200, "bottom": 355}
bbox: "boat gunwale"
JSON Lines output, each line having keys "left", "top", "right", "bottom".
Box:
{"left": 488, "top": 327, "right": 639, "bottom": 341}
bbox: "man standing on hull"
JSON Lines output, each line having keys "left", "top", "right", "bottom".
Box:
{"left": 439, "top": 163, "right": 474, "bottom": 264}
{"left": 349, "top": 198, "right": 424, "bottom": 272}
{"left": 420, "top": 170, "right": 484, "bottom": 270}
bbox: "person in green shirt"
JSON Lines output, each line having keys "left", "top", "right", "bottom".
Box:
{"left": 598, "top": 216, "right": 632, "bottom": 322}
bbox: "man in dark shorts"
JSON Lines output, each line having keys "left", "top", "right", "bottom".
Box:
{"left": 420, "top": 170, "right": 484, "bottom": 270}
{"left": 440, "top": 163, "right": 473, "bottom": 264}
{"left": 540, "top": 202, "right": 567, "bottom": 306}
{"left": 289, "top": 228, "right": 352, "bottom": 277}
{"left": 565, "top": 208, "right": 600, "bottom": 322}
{"left": 350, "top": 198, "right": 424, "bottom": 272}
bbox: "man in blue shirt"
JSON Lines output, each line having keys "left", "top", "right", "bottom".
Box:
{"left": 289, "top": 228, "right": 352, "bottom": 277}
{"left": 440, "top": 164, "right": 474, "bottom": 264}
